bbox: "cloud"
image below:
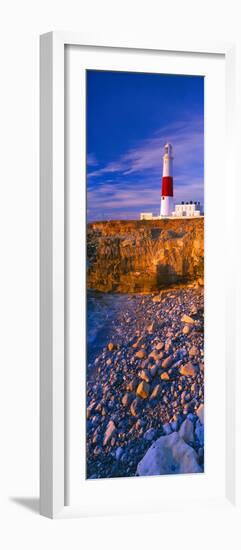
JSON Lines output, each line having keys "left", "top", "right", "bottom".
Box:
{"left": 88, "top": 116, "right": 203, "bottom": 179}
{"left": 87, "top": 176, "right": 203, "bottom": 221}
{"left": 87, "top": 115, "right": 204, "bottom": 220}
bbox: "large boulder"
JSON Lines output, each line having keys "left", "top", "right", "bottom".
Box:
{"left": 179, "top": 418, "right": 194, "bottom": 444}
{"left": 136, "top": 431, "right": 201, "bottom": 476}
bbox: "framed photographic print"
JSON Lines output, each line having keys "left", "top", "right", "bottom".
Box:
{"left": 85, "top": 71, "right": 205, "bottom": 480}
{"left": 40, "top": 32, "right": 240, "bottom": 518}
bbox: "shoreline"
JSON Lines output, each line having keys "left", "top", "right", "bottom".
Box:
{"left": 87, "top": 285, "right": 204, "bottom": 479}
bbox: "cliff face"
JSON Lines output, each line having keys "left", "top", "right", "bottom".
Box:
{"left": 87, "top": 218, "right": 204, "bottom": 293}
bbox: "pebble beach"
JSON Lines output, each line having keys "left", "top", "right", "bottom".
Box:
{"left": 87, "top": 285, "right": 204, "bottom": 479}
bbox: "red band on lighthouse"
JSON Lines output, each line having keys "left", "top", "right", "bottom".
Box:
{"left": 161, "top": 176, "right": 173, "bottom": 197}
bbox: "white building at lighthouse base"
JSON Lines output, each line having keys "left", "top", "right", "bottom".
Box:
{"left": 172, "top": 201, "right": 201, "bottom": 217}
{"left": 140, "top": 201, "right": 202, "bottom": 220}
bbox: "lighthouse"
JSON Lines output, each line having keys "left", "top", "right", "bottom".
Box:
{"left": 160, "top": 143, "right": 174, "bottom": 217}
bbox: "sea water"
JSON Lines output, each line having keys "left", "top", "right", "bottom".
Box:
{"left": 87, "top": 290, "right": 131, "bottom": 365}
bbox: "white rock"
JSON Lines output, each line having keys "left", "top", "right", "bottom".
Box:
{"left": 137, "top": 432, "right": 201, "bottom": 476}
{"left": 179, "top": 418, "right": 194, "bottom": 444}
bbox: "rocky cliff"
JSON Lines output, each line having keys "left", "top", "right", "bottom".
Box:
{"left": 87, "top": 218, "right": 204, "bottom": 293}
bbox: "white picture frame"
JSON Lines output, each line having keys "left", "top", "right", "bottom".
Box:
{"left": 40, "top": 31, "right": 239, "bottom": 519}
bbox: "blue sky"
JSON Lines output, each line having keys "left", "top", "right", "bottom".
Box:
{"left": 87, "top": 70, "right": 204, "bottom": 221}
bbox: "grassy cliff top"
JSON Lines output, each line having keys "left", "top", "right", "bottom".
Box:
{"left": 87, "top": 217, "right": 204, "bottom": 233}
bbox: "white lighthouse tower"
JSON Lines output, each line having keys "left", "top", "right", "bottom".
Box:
{"left": 160, "top": 143, "right": 174, "bottom": 217}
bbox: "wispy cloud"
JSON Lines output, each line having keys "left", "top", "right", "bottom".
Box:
{"left": 88, "top": 116, "right": 203, "bottom": 178}
{"left": 88, "top": 177, "right": 203, "bottom": 221}
{"left": 87, "top": 115, "right": 204, "bottom": 221}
